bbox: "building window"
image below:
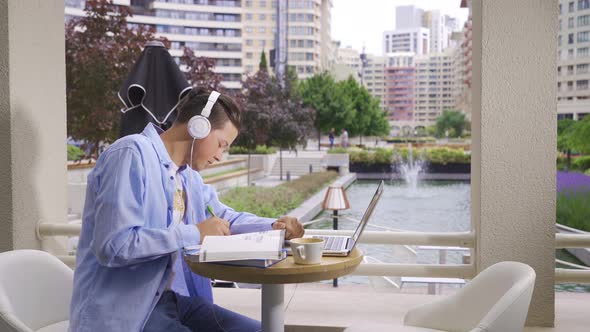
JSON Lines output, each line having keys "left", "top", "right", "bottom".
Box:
{"left": 570, "top": 1, "right": 575, "bottom": 12}
{"left": 259, "top": 1, "right": 266, "bottom": 7}
{"left": 245, "top": 0, "right": 252, "bottom": 7}
{"left": 260, "top": 40, "right": 266, "bottom": 47}
{"left": 569, "top": 33, "right": 575, "bottom": 44}
{"left": 246, "top": 13, "right": 252, "bottom": 20}
{"left": 579, "top": 47, "right": 589, "bottom": 56}
{"left": 569, "top": 17, "right": 575, "bottom": 28}
{"left": 246, "top": 52, "right": 253, "bottom": 59}
{"left": 260, "top": 14, "right": 266, "bottom": 20}
{"left": 579, "top": 0, "right": 590, "bottom": 10}
{"left": 577, "top": 63, "right": 589, "bottom": 73}
{"left": 579, "top": 14, "right": 590, "bottom": 26}
{"left": 246, "top": 39, "right": 253, "bottom": 46}
{"left": 578, "top": 31, "right": 590, "bottom": 42}
{"left": 259, "top": 27, "right": 266, "bottom": 33}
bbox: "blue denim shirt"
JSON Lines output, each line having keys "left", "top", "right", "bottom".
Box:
{"left": 69, "top": 124, "right": 274, "bottom": 331}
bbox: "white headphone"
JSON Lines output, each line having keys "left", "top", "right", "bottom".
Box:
{"left": 187, "top": 91, "right": 221, "bottom": 139}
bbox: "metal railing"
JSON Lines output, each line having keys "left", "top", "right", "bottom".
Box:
{"left": 37, "top": 222, "right": 590, "bottom": 283}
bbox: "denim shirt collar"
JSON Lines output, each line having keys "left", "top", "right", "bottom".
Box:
{"left": 141, "top": 123, "right": 174, "bottom": 168}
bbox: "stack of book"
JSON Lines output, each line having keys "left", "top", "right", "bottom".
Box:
{"left": 184, "top": 229, "right": 287, "bottom": 268}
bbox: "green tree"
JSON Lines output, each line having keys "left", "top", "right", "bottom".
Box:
{"left": 259, "top": 50, "right": 268, "bottom": 72}
{"left": 566, "top": 116, "right": 590, "bottom": 154}
{"left": 435, "top": 110, "right": 468, "bottom": 138}
{"left": 299, "top": 72, "right": 354, "bottom": 150}
{"left": 66, "top": 0, "right": 157, "bottom": 157}
{"left": 557, "top": 118, "right": 576, "bottom": 169}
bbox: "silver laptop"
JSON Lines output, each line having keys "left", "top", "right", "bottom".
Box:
{"left": 309, "top": 180, "right": 384, "bottom": 257}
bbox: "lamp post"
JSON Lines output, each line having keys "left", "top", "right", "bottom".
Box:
{"left": 322, "top": 186, "right": 350, "bottom": 287}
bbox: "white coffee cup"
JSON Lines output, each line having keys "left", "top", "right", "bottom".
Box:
{"left": 290, "top": 238, "right": 324, "bottom": 265}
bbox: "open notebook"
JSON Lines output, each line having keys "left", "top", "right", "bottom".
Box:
{"left": 184, "top": 229, "right": 286, "bottom": 268}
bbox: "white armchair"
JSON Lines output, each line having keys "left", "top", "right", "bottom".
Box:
{"left": 344, "top": 261, "right": 536, "bottom": 332}
{"left": 0, "top": 250, "right": 72, "bottom": 332}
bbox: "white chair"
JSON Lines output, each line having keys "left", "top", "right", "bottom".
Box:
{"left": 0, "top": 250, "right": 72, "bottom": 332}
{"left": 345, "top": 261, "right": 536, "bottom": 332}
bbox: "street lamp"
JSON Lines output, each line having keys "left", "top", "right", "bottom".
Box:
{"left": 322, "top": 186, "right": 350, "bottom": 287}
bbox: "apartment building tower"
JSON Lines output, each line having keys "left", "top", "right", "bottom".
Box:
{"left": 558, "top": 0, "right": 590, "bottom": 120}
{"left": 65, "top": 0, "right": 244, "bottom": 89}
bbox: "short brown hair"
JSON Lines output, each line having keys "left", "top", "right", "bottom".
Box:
{"left": 175, "top": 88, "right": 241, "bottom": 131}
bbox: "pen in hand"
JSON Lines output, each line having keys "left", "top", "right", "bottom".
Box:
{"left": 206, "top": 205, "right": 217, "bottom": 218}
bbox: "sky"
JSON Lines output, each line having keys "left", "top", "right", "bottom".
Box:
{"left": 331, "top": 0, "right": 469, "bottom": 55}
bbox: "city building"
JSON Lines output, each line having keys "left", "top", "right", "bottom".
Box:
{"left": 413, "top": 48, "right": 457, "bottom": 124}
{"left": 384, "top": 53, "right": 415, "bottom": 123}
{"left": 331, "top": 44, "right": 360, "bottom": 82}
{"left": 453, "top": 0, "right": 473, "bottom": 118}
{"left": 557, "top": 0, "right": 590, "bottom": 120}
{"left": 382, "top": 28, "right": 430, "bottom": 55}
{"left": 360, "top": 54, "right": 388, "bottom": 111}
{"left": 242, "top": 0, "right": 275, "bottom": 76}
{"left": 65, "top": 0, "right": 244, "bottom": 90}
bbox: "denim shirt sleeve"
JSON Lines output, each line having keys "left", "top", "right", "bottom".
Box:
{"left": 91, "top": 147, "right": 201, "bottom": 267}
{"left": 203, "top": 183, "right": 275, "bottom": 234}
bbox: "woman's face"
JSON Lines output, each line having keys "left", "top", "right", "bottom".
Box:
{"left": 191, "top": 121, "right": 238, "bottom": 171}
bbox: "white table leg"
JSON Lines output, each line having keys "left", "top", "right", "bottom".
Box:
{"left": 261, "top": 284, "right": 284, "bottom": 332}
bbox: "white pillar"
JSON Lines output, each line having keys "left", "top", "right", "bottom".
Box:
{"left": 471, "top": 0, "right": 557, "bottom": 326}
{"left": 0, "top": 0, "right": 67, "bottom": 252}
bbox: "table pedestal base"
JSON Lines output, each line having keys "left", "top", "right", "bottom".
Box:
{"left": 261, "top": 284, "right": 284, "bottom": 332}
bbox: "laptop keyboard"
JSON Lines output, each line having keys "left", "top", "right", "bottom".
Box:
{"left": 313, "top": 236, "right": 345, "bottom": 250}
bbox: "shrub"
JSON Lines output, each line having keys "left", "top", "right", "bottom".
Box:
{"left": 220, "top": 171, "right": 339, "bottom": 218}
{"left": 556, "top": 190, "right": 590, "bottom": 232}
{"left": 348, "top": 147, "right": 470, "bottom": 165}
{"left": 572, "top": 155, "right": 590, "bottom": 171}
{"left": 327, "top": 147, "right": 348, "bottom": 154}
{"left": 229, "top": 145, "right": 277, "bottom": 155}
{"left": 67, "top": 144, "right": 84, "bottom": 161}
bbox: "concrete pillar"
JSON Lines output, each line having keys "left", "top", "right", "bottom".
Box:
{"left": 471, "top": 0, "right": 557, "bottom": 326}
{"left": 0, "top": 0, "right": 67, "bottom": 253}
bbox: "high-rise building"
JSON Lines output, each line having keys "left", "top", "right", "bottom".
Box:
{"left": 242, "top": 0, "right": 275, "bottom": 76}
{"left": 360, "top": 54, "right": 388, "bottom": 111}
{"left": 413, "top": 48, "right": 456, "bottom": 124}
{"left": 382, "top": 28, "right": 430, "bottom": 55}
{"left": 454, "top": 0, "right": 472, "bottom": 118}
{"left": 557, "top": 0, "right": 590, "bottom": 120}
{"left": 384, "top": 53, "right": 415, "bottom": 122}
{"left": 395, "top": 5, "right": 424, "bottom": 30}
{"left": 423, "top": 10, "right": 450, "bottom": 54}
{"left": 65, "top": 0, "right": 244, "bottom": 89}
{"left": 330, "top": 43, "right": 359, "bottom": 82}
{"left": 245, "top": 0, "right": 334, "bottom": 79}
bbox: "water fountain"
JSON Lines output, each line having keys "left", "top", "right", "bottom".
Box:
{"left": 393, "top": 143, "right": 426, "bottom": 196}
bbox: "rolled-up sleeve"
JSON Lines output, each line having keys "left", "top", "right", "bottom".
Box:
{"left": 90, "top": 147, "right": 201, "bottom": 267}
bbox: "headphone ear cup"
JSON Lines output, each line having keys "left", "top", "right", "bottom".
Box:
{"left": 188, "top": 115, "right": 211, "bottom": 139}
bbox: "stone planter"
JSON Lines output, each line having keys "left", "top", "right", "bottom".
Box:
{"left": 229, "top": 153, "right": 278, "bottom": 176}
{"left": 324, "top": 153, "right": 349, "bottom": 175}
{"left": 350, "top": 162, "right": 471, "bottom": 174}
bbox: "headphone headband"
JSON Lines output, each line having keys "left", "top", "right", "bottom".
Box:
{"left": 201, "top": 91, "right": 220, "bottom": 118}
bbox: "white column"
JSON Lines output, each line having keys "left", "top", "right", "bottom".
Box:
{"left": 0, "top": 0, "right": 67, "bottom": 252}
{"left": 471, "top": 0, "right": 557, "bottom": 326}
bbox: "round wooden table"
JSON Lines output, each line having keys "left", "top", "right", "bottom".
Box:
{"left": 186, "top": 248, "right": 363, "bottom": 332}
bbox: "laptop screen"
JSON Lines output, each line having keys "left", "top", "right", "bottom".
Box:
{"left": 350, "top": 180, "right": 384, "bottom": 244}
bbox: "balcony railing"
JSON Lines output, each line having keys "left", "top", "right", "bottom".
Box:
{"left": 37, "top": 223, "right": 590, "bottom": 283}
